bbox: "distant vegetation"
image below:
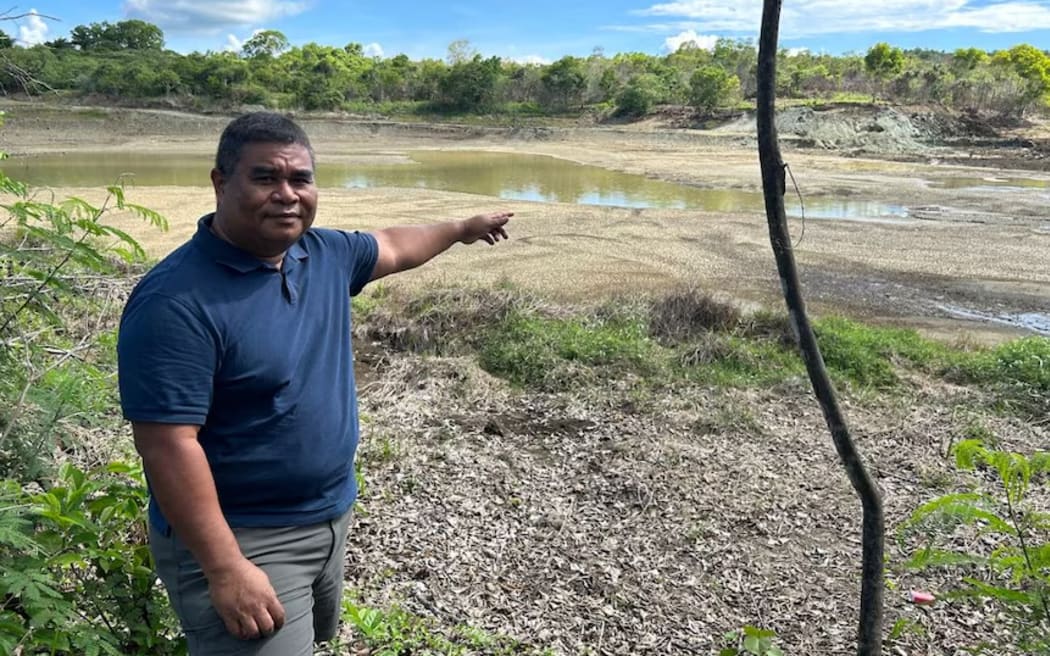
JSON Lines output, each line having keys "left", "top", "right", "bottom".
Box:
{"left": 1, "top": 20, "right": 1049, "bottom": 119}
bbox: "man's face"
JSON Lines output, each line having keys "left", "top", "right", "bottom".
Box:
{"left": 210, "top": 141, "right": 318, "bottom": 261}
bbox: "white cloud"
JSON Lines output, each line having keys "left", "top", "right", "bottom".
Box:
{"left": 363, "top": 42, "right": 384, "bottom": 57}
{"left": 638, "top": 2, "right": 761, "bottom": 30}
{"left": 664, "top": 30, "right": 719, "bottom": 52}
{"left": 633, "top": 0, "right": 1050, "bottom": 36}
{"left": 224, "top": 33, "right": 243, "bottom": 52}
{"left": 123, "top": 0, "right": 309, "bottom": 33}
{"left": 941, "top": 2, "right": 1050, "bottom": 31}
{"left": 18, "top": 9, "right": 49, "bottom": 45}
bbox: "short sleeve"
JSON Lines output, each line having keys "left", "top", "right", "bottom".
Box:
{"left": 340, "top": 231, "right": 378, "bottom": 296}
{"left": 117, "top": 294, "right": 219, "bottom": 425}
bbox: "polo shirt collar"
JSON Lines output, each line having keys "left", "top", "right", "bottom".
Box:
{"left": 193, "top": 214, "right": 309, "bottom": 273}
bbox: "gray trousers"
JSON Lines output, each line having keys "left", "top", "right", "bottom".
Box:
{"left": 150, "top": 508, "right": 353, "bottom": 656}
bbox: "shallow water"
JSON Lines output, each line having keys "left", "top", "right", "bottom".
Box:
{"left": 929, "top": 176, "right": 1050, "bottom": 192}
{"left": 939, "top": 304, "right": 1050, "bottom": 336}
{"left": 1, "top": 149, "right": 909, "bottom": 220}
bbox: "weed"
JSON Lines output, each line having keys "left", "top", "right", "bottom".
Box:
{"left": 739, "top": 309, "right": 796, "bottom": 347}
{"left": 951, "top": 336, "right": 1050, "bottom": 416}
{"left": 74, "top": 108, "right": 110, "bottom": 120}
{"left": 692, "top": 398, "right": 765, "bottom": 436}
{"left": 352, "top": 283, "right": 391, "bottom": 320}
{"left": 479, "top": 311, "right": 660, "bottom": 390}
{"left": 813, "top": 316, "right": 950, "bottom": 388}
{"left": 901, "top": 439, "right": 1050, "bottom": 652}
{"left": 720, "top": 625, "right": 784, "bottom": 656}
{"left": 887, "top": 617, "right": 926, "bottom": 641}
{"left": 341, "top": 597, "right": 540, "bottom": 655}
{"left": 360, "top": 284, "right": 531, "bottom": 353}
{"left": 677, "top": 333, "right": 802, "bottom": 387}
{"left": 364, "top": 434, "right": 401, "bottom": 464}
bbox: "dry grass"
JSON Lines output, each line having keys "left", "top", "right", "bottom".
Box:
{"left": 648, "top": 286, "right": 742, "bottom": 344}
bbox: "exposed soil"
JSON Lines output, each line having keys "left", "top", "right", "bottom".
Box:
{"left": 345, "top": 347, "right": 1046, "bottom": 655}
{"left": 3, "top": 100, "right": 1048, "bottom": 654}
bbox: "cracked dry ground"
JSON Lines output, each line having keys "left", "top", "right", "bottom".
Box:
{"left": 339, "top": 349, "right": 1046, "bottom": 655}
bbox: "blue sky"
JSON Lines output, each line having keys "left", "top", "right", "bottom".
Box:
{"left": 8, "top": 1, "right": 1050, "bottom": 61}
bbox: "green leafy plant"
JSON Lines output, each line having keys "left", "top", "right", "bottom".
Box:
{"left": 341, "top": 598, "right": 539, "bottom": 655}
{"left": 902, "top": 439, "right": 1050, "bottom": 652}
{"left": 0, "top": 462, "right": 184, "bottom": 655}
{"left": 0, "top": 108, "right": 167, "bottom": 480}
{"left": 0, "top": 109, "right": 178, "bottom": 653}
{"left": 720, "top": 625, "right": 785, "bottom": 656}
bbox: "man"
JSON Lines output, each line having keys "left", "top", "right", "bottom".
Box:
{"left": 117, "top": 112, "right": 511, "bottom": 655}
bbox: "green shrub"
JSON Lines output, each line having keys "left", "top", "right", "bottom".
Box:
{"left": 901, "top": 439, "right": 1050, "bottom": 653}
{"left": 615, "top": 74, "right": 662, "bottom": 117}
{"left": 689, "top": 65, "right": 741, "bottom": 112}
{"left": 0, "top": 462, "right": 184, "bottom": 655}
{"left": 0, "top": 110, "right": 177, "bottom": 653}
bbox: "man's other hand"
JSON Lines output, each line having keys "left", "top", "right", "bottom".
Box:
{"left": 208, "top": 557, "right": 286, "bottom": 640}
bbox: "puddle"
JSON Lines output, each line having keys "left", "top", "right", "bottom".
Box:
{"left": 793, "top": 201, "right": 909, "bottom": 222}
{"left": 928, "top": 176, "right": 1050, "bottom": 192}
{"left": 939, "top": 304, "right": 1050, "bottom": 336}
{"left": 1, "top": 149, "right": 906, "bottom": 219}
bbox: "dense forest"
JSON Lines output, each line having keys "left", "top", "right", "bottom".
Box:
{"left": 1, "top": 19, "right": 1049, "bottom": 118}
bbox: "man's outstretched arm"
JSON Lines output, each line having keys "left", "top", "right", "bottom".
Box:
{"left": 369, "top": 211, "right": 512, "bottom": 281}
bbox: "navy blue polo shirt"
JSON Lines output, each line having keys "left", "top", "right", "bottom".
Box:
{"left": 118, "top": 214, "right": 378, "bottom": 533}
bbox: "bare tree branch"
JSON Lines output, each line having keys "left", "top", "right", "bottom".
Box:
{"left": 1, "top": 10, "right": 61, "bottom": 23}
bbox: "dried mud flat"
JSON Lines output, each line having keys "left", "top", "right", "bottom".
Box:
{"left": 3, "top": 102, "right": 1049, "bottom": 654}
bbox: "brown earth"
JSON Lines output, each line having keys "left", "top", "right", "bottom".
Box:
{"left": 4, "top": 101, "right": 1048, "bottom": 655}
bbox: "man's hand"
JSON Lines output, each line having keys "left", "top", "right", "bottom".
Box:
{"left": 370, "top": 211, "right": 513, "bottom": 281}
{"left": 207, "top": 557, "right": 286, "bottom": 640}
{"left": 459, "top": 211, "right": 512, "bottom": 245}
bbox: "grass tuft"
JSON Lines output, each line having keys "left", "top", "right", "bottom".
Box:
{"left": 813, "top": 316, "right": 952, "bottom": 388}
{"left": 479, "top": 311, "right": 660, "bottom": 390}
{"left": 648, "top": 287, "right": 741, "bottom": 344}
{"left": 357, "top": 283, "right": 540, "bottom": 353}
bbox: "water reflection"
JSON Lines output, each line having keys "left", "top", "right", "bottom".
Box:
{"left": 348, "top": 151, "right": 705, "bottom": 209}
{"left": 0, "top": 149, "right": 908, "bottom": 219}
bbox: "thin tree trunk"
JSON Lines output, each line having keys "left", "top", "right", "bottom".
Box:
{"left": 755, "top": 2, "right": 885, "bottom": 654}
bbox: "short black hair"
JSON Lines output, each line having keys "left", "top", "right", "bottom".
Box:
{"left": 214, "top": 112, "right": 315, "bottom": 177}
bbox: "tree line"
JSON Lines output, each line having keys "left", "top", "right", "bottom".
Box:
{"left": 1, "top": 19, "right": 1048, "bottom": 117}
